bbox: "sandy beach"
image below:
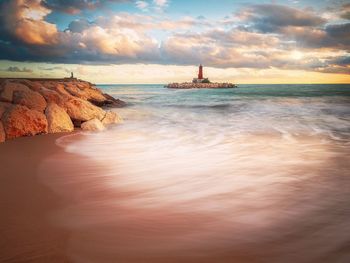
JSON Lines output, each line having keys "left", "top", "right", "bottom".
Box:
{"left": 1, "top": 132, "right": 349, "bottom": 263}
{"left": 0, "top": 134, "right": 74, "bottom": 263}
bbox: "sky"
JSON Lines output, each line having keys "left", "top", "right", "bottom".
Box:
{"left": 0, "top": 0, "right": 349, "bottom": 84}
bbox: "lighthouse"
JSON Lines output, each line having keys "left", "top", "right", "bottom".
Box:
{"left": 198, "top": 64, "right": 203, "bottom": 79}
{"left": 192, "top": 64, "right": 209, "bottom": 83}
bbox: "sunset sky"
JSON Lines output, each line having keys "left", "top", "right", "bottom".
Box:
{"left": 0, "top": 0, "right": 349, "bottom": 84}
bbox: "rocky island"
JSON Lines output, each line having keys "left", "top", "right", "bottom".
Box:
{"left": 0, "top": 76, "right": 125, "bottom": 143}
{"left": 166, "top": 65, "right": 237, "bottom": 89}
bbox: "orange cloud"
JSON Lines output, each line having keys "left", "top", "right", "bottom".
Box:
{"left": 2, "top": 0, "right": 58, "bottom": 45}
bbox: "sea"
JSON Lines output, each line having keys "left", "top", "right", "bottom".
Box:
{"left": 45, "top": 84, "right": 350, "bottom": 262}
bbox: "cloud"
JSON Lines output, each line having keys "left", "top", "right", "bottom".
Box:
{"left": 238, "top": 4, "right": 326, "bottom": 33}
{"left": 0, "top": 0, "right": 58, "bottom": 45}
{"left": 136, "top": 1, "right": 149, "bottom": 11}
{"left": 153, "top": 0, "right": 167, "bottom": 7}
{"left": 67, "top": 19, "right": 92, "bottom": 33}
{"left": 153, "top": 0, "right": 168, "bottom": 12}
{"left": 340, "top": 3, "right": 350, "bottom": 20}
{"left": 4, "top": 66, "right": 33, "bottom": 72}
{"left": 42, "top": 0, "right": 131, "bottom": 14}
{"left": 0, "top": 1, "right": 348, "bottom": 75}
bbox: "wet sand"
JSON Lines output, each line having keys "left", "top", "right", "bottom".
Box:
{"left": 0, "top": 134, "right": 75, "bottom": 263}
{"left": 1, "top": 131, "right": 350, "bottom": 263}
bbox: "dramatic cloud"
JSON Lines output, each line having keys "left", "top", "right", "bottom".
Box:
{"left": 42, "top": 0, "right": 130, "bottom": 14}
{"left": 0, "top": 1, "right": 348, "bottom": 75}
{"left": 0, "top": 0, "right": 58, "bottom": 45}
{"left": 238, "top": 4, "right": 326, "bottom": 33}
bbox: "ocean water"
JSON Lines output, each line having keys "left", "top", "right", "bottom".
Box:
{"left": 45, "top": 84, "right": 350, "bottom": 262}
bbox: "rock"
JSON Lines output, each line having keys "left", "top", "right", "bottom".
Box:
{"left": 45, "top": 82, "right": 72, "bottom": 97}
{"left": 0, "top": 102, "right": 12, "bottom": 118}
{"left": 45, "top": 103, "right": 74, "bottom": 133}
{"left": 0, "top": 78, "right": 125, "bottom": 141}
{"left": 16, "top": 79, "right": 43, "bottom": 92}
{"left": 64, "top": 83, "right": 110, "bottom": 106}
{"left": 13, "top": 89, "right": 47, "bottom": 112}
{"left": 64, "top": 83, "right": 87, "bottom": 99}
{"left": 81, "top": 118, "right": 105, "bottom": 131}
{"left": 0, "top": 80, "right": 47, "bottom": 112}
{"left": 101, "top": 111, "right": 123, "bottom": 125}
{"left": 37, "top": 87, "right": 66, "bottom": 107}
{"left": 2, "top": 105, "right": 48, "bottom": 139}
{"left": 65, "top": 97, "right": 106, "bottom": 122}
{"left": 76, "top": 82, "right": 91, "bottom": 90}
{"left": 0, "top": 80, "right": 31, "bottom": 103}
{"left": 102, "top": 93, "right": 127, "bottom": 108}
{"left": 0, "top": 121, "right": 5, "bottom": 143}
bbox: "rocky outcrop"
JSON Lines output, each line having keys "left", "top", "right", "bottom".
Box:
{"left": 2, "top": 104, "right": 48, "bottom": 139}
{"left": 81, "top": 118, "right": 105, "bottom": 131}
{"left": 45, "top": 103, "right": 74, "bottom": 133}
{"left": 166, "top": 82, "right": 237, "bottom": 89}
{"left": 0, "top": 78, "right": 126, "bottom": 143}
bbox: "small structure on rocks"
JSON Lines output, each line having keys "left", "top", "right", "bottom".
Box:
{"left": 166, "top": 64, "right": 237, "bottom": 89}
{"left": 0, "top": 78, "right": 126, "bottom": 143}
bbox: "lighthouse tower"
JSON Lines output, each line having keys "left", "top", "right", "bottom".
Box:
{"left": 198, "top": 64, "right": 203, "bottom": 79}
{"left": 192, "top": 64, "right": 209, "bottom": 83}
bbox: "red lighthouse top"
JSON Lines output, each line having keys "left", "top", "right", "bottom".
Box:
{"left": 198, "top": 64, "right": 203, "bottom": 79}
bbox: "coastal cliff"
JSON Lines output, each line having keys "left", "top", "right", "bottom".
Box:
{"left": 166, "top": 82, "right": 237, "bottom": 89}
{"left": 0, "top": 78, "right": 125, "bottom": 143}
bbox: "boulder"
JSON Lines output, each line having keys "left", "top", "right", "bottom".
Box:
{"left": 101, "top": 111, "right": 123, "bottom": 125}
{"left": 64, "top": 83, "right": 108, "bottom": 106}
{"left": 2, "top": 105, "right": 48, "bottom": 139}
{"left": 0, "top": 80, "right": 31, "bottom": 103}
{"left": 45, "top": 103, "right": 74, "bottom": 133}
{"left": 81, "top": 118, "right": 105, "bottom": 131}
{"left": 65, "top": 97, "right": 106, "bottom": 122}
{"left": 37, "top": 87, "right": 66, "bottom": 107}
{"left": 16, "top": 79, "right": 43, "bottom": 92}
{"left": 102, "top": 93, "right": 127, "bottom": 108}
{"left": 13, "top": 89, "right": 47, "bottom": 112}
{"left": 0, "top": 121, "right": 5, "bottom": 143}
{"left": 45, "top": 82, "right": 72, "bottom": 97}
{"left": 0, "top": 80, "right": 47, "bottom": 112}
{"left": 76, "top": 82, "right": 91, "bottom": 90}
{"left": 64, "top": 83, "right": 87, "bottom": 99}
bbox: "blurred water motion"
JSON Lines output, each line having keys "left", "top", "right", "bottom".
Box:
{"left": 42, "top": 84, "right": 350, "bottom": 262}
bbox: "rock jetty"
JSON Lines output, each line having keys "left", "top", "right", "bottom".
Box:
{"left": 0, "top": 78, "right": 126, "bottom": 143}
{"left": 166, "top": 82, "right": 237, "bottom": 89}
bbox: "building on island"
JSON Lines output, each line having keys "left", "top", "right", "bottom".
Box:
{"left": 165, "top": 64, "right": 237, "bottom": 89}
{"left": 192, "top": 64, "right": 210, "bottom": 83}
